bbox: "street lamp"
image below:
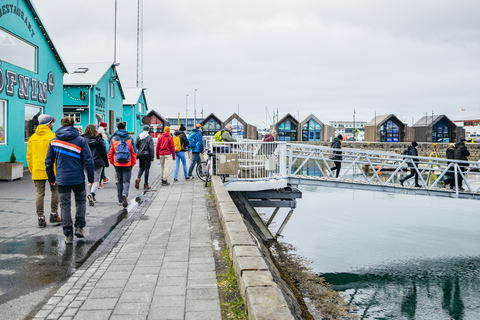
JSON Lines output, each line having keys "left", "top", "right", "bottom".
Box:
{"left": 185, "top": 94, "right": 189, "bottom": 129}
{"left": 194, "top": 89, "right": 198, "bottom": 125}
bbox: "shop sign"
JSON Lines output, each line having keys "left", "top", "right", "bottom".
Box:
{"left": 0, "top": 61, "right": 54, "bottom": 104}
{"left": 94, "top": 87, "right": 105, "bottom": 113}
{"left": 0, "top": 4, "right": 36, "bottom": 37}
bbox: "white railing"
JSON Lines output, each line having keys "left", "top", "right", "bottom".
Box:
{"left": 203, "top": 137, "right": 480, "bottom": 195}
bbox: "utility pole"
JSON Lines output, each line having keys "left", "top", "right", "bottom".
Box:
{"left": 114, "top": 0, "right": 118, "bottom": 64}
{"left": 353, "top": 109, "right": 356, "bottom": 141}
{"left": 185, "top": 94, "right": 188, "bottom": 128}
{"left": 194, "top": 89, "right": 198, "bottom": 125}
{"left": 136, "top": 0, "right": 143, "bottom": 87}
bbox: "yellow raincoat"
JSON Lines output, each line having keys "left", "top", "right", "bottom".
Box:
{"left": 26, "top": 125, "right": 56, "bottom": 180}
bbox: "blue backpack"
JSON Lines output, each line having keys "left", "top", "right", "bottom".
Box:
{"left": 115, "top": 137, "right": 131, "bottom": 163}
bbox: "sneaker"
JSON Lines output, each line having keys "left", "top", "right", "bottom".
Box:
{"left": 49, "top": 213, "right": 62, "bottom": 223}
{"left": 65, "top": 235, "right": 73, "bottom": 244}
{"left": 186, "top": 176, "right": 193, "bottom": 180}
{"left": 118, "top": 202, "right": 123, "bottom": 206}
{"left": 458, "top": 187, "right": 465, "bottom": 192}
{"left": 414, "top": 184, "right": 422, "bottom": 188}
{"left": 442, "top": 181, "right": 446, "bottom": 188}
{"left": 122, "top": 195, "right": 128, "bottom": 208}
{"left": 98, "top": 183, "right": 104, "bottom": 189}
{"left": 174, "top": 178, "right": 178, "bottom": 182}
{"left": 135, "top": 178, "right": 140, "bottom": 189}
{"left": 87, "top": 193, "right": 95, "bottom": 207}
{"left": 75, "top": 227, "right": 85, "bottom": 238}
{"left": 103, "top": 177, "right": 109, "bottom": 184}
{"left": 88, "top": 182, "right": 93, "bottom": 187}
{"left": 38, "top": 216, "right": 46, "bottom": 228}
{"left": 399, "top": 179, "right": 404, "bottom": 187}
{"left": 144, "top": 184, "right": 151, "bottom": 190}
{"left": 163, "top": 181, "right": 170, "bottom": 186}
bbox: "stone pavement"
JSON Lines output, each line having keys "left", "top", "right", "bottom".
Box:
{"left": 33, "top": 174, "right": 222, "bottom": 320}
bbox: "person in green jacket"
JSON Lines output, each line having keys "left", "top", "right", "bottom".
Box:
{"left": 26, "top": 114, "right": 61, "bottom": 228}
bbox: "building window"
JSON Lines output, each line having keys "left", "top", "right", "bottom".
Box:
{"left": 0, "top": 100, "right": 6, "bottom": 144}
{"left": 302, "top": 119, "right": 322, "bottom": 141}
{"left": 433, "top": 120, "right": 449, "bottom": 143}
{"left": 116, "top": 117, "right": 122, "bottom": 126}
{"left": 96, "top": 113, "right": 104, "bottom": 126}
{"left": 25, "top": 105, "right": 43, "bottom": 142}
{"left": 0, "top": 28, "right": 37, "bottom": 72}
{"left": 380, "top": 119, "right": 399, "bottom": 142}
{"left": 203, "top": 118, "right": 221, "bottom": 136}
{"left": 138, "top": 102, "right": 143, "bottom": 113}
{"left": 110, "top": 82, "right": 115, "bottom": 98}
{"left": 63, "top": 112, "right": 81, "bottom": 123}
{"left": 278, "top": 119, "right": 297, "bottom": 141}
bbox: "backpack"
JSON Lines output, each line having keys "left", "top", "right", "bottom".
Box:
{"left": 173, "top": 134, "right": 182, "bottom": 152}
{"left": 214, "top": 130, "right": 225, "bottom": 142}
{"left": 401, "top": 148, "right": 409, "bottom": 159}
{"left": 188, "top": 132, "right": 199, "bottom": 149}
{"left": 115, "top": 137, "right": 131, "bottom": 163}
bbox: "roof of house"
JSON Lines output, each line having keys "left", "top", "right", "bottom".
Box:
{"left": 123, "top": 87, "right": 146, "bottom": 106}
{"left": 454, "top": 114, "right": 480, "bottom": 121}
{"left": 365, "top": 114, "right": 402, "bottom": 127}
{"left": 413, "top": 115, "right": 452, "bottom": 127}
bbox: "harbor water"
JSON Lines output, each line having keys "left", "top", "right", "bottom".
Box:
{"left": 274, "top": 185, "right": 480, "bottom": 320}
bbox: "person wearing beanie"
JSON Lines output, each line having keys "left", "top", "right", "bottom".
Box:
{"left": 400, "top": 141, "right": 421, "bottom": 188}
{"left": 156, "top": 126, "right": 175, "bottom": 185}
{"left": 453, "top": 137, "right": 470, "bottom": 191}
{"left": 173, "top": 125, "right": 190, "bottom": 182}
{"left": 27, "top": 114, "right": 61, "bottom": 227}
{"left": 135, "top": 125, "right": 155, "bottom": 190}
{"left": 179, "top": 124, "right": 186, "bottom": 132}
{"left": 329, "top": 134, "right": 343, "bottom": 178}
{"left": 108, "top": 122, "right": 137, "bottom": 207}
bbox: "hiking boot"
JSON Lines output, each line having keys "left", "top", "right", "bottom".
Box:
{"left": 122, "top": 195, "right": 128, "bottom": 208}
{"left": 144, "top": 184, "right": 151, "bottom": 190}
{"left": 87, "top": 193, "right": 95, "bottom": 207}
{"left": 103, "top": 177, "right": 109, "bottom": 184}
{"left": 65, "top": 235, "right": 73, "bottom": 244}
{"left": 399, "top": 179, "right": 405, "bottom": 186}
{"left": 135, "top": 178, "right": 140, "bottom": 189}
{"left": 49, "top": 213, "right": 62, "bottom": 223}
{"left": 163, "top": 180, "right": 170, "bottom": 186}
{"left": 75, "top": 227, "right": 85, "bottom": 238}
{"left": 38, "top": 216, "right": 46, "bottom": 228}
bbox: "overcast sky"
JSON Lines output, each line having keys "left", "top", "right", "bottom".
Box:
{"left": 32, "top": 0, "right": 480, "bottom": 128}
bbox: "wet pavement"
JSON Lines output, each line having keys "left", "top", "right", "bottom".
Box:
{"left": 0, "top": 165, "right": 159, "bottom": 319}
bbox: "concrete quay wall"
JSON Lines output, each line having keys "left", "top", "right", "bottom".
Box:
{"left": 211, "top": 176, "right": 297, "bottom": 320}
{"left": 297, "top": 141, "right": 480, "bottom": 160}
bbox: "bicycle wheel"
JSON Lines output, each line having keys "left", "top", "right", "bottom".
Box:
{"left": 196, "top": 161, "right": 208, "bottom": 181}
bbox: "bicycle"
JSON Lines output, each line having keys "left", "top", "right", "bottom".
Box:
{"left": 196, "top": 147, "right": 227, "bottom": 186}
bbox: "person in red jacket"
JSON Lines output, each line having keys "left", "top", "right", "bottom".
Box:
{"left": 156, "top": 126, "right": 175, "bottom": 186}
{"left": 108, "top": 122, "right": 137, "bottom": 207}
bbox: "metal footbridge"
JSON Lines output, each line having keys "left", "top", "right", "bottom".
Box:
{"left": 206, "top": 139, "right": 480, "bottom": 200}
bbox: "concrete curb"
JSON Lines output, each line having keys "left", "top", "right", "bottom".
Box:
{"left": 211, "top": 176, "right": 295, "bottom": 320}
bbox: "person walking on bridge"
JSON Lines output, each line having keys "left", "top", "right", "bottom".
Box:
{"left": 330, "top": 134, "right": 343, "bottom": 178}
{"left": 454, "top": 137, "right": 470, "bottom": 191}
{"left": 443, "top": 143, "right": 455, "bottom": 189}
{"left": 400, "top": 141, "right": 421, "bottom": 188}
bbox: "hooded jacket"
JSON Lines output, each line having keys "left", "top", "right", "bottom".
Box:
{"left": 156, "top": 131, "right": 176, "bottom": 160}
{"left": 330, "top": 137, "right": 342, "bottom": 160}
{"left": 188, "top": 128, "right": 204, "bottom": 153}
{"left": 45, "top": 126, "right": 95, "bottom": 185}
{"left": 263, "top": 134, "right": 274, "bottom": 142}
{"left": 407, "top": 145, "right": 419, "bottom": 167}
{"left": 83, "top": 134, "right": 109, "bottom": 168}
{"left": 454, "top": 141, "right": 470, "bottom": 163}
{"left": 27, "top": 124, "right": 56, "bottom": 180}
{"left": 220, "top": 128, "right": 236, "bottom": 142}
{"left": 135, "top": 131, "right": 155, "bottom": 161}
{"left": 108, "top": 129, "right": 137, "bottom": 167}
{"left": 174, "top": 130, "right": 190, "bottom": 152}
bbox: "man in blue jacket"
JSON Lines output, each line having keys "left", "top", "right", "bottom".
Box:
{"left": 187, "top": 123, "right": 204, "bottom": 179}
{"left": 46, "top": 117, "right": 95, "bottom": 244}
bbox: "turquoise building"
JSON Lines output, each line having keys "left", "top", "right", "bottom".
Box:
{"left": 123, "top": 87, "right": 148, "bottom": 137}
{"left": 63, "top": 62, "right": 125, "bottom": 135}
{"left": 0, "top": 0, "right": 67, "bottom": 164}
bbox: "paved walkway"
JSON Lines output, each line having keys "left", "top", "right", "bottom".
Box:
{"left": 33, "top": 174, "right": 222, "bottom": 320}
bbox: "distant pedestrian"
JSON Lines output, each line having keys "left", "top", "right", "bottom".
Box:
{"left": 45, "top": 117, "right": 95, "bottom": 244}
{"left": 99, "top": 121, "right": 110, "bottom": 141}
{"left": 98, "top": 122, "right": 110, "bottom": 185}
{"left": 443, "top": 143, "right": 455, "bottom": 189}
{"left": 135, "top": 125, "right": 155, "bottom": 190}
{"left": 108, "top": 122, "right": 137, "bottom": 207}
{"left": 83, "top": 124, "right": 109, "bottom": 207}
{"left": 215, "top": 124, "right": 236, "bottom": 142}
{"left": 187, "top": 124, "right": 204, "bottom": 179}
{"left": 263, "top": 130, "right": 277, "bottom": 142}
{"left": 26, "top": 114, "right": 61, "bottom": 228}
{"left": 173, "top": 125, "right": 190, "bottom": 182}
{"left": 400, "top": 141, "right": 421, "bottom": 188}
{"left": 454, "top": 137, "right": 470, "bottom": 191}
{"left": 330, "top": 134, "right": 343, "bottom": 178}
{"left": 156, "top": 126, "right": 175, "bottom": 186}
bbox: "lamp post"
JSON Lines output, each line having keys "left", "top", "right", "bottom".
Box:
{"left": 353, "top": 109, "right": 356, "bottom": 141}
{"left": 194, "top": 89, "right": 198, "bottom": 125}
{"left": 185, "top": 94, "right": 188, "bottom": 129}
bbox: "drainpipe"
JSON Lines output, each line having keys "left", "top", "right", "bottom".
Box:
{"left": 88, "top": 85, "right": 93, "bottom": 127}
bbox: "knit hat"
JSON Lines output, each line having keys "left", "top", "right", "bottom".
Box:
{"left": 412, "top": 141, "right": 418, "bottom": 147}
{"left": 196, "top": 123, "right": 202, "bottom": 128}
{"left": 337, "top": 134, "right": 343, "bottom": 140}
{"left": 143, "top": 125, "right": 150, "bottom": 131}
{"left": 99, "top": 122, "right": 107, "bottom": 128}
{"left": 179, "top": 124, "right": 186, "bottom": 131}
{"left": 164, "top": 126, "right": 170, "bottom": 133}
{"left": 38, "top": 114, "right": 54, "bottom": 125}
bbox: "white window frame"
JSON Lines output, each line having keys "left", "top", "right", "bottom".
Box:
{"left": 138, "top": 102, "right": 143, "bottom": 113}
{"left": 0, "top": 27, "right": 38, "bottom": 73}
{"left": 0, "top": 99, "right": 6, "bottom": 145}
{"left": 63, "top": 112, "right": 81, "bottom": 124}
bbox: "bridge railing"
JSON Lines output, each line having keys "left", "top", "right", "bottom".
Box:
{"left": 203, "top": 138, "right": 480, "bottom": 194}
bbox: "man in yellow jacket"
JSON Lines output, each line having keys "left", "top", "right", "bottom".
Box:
{"left": 27, "top": 114, "right": 61, "bottom": 227}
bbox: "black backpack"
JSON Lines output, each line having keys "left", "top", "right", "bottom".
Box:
{"left": 401, "top": 148, "right": 409, "bottom": 159}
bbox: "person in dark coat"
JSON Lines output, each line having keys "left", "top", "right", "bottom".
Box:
{"left": 45, "top": 117, "right": 95, "bottom": 244}
{"left": 135, "top": 125, "right": 155, "bottom": 190}
{"left": 83, "top": 124, "right": 109, "bottom": 206}
{"left": 400, "top": 141, "right": 421, "bottom": 187}
{"left": 330, "top": 134, "right": 343, "bottom": 178}
{"left": 443, "top": 143, "right": 455, "bottom": 189}
{"left": 454, "top": 138, "right": 470, "bottom": 190}
{"left": 173, "top": 125, "right": 191, "bottom": 181}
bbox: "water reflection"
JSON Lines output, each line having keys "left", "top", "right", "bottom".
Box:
{"left": 277, "top": 185, "right": 480, "bottom": 320}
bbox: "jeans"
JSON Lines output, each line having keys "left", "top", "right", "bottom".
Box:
{"left": 58, "top": 183, "right": 86, "bottom": 236}
{"left": 33, "top": 179, "right": 59, "bottom": 217}
{"left": 137, "top": 154, "right": 152, "bottom": 185}
{"left": 174, "top": 152, "right": 188, "bottom": 179}
{"left": 404, "top": 166, "right": 419, "bottom": 185}
{"left": 188, "top": 152, "right": 202, "bottom": 177}
{"left": 115, "top": 166, "right": 132, "bottom": 203}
